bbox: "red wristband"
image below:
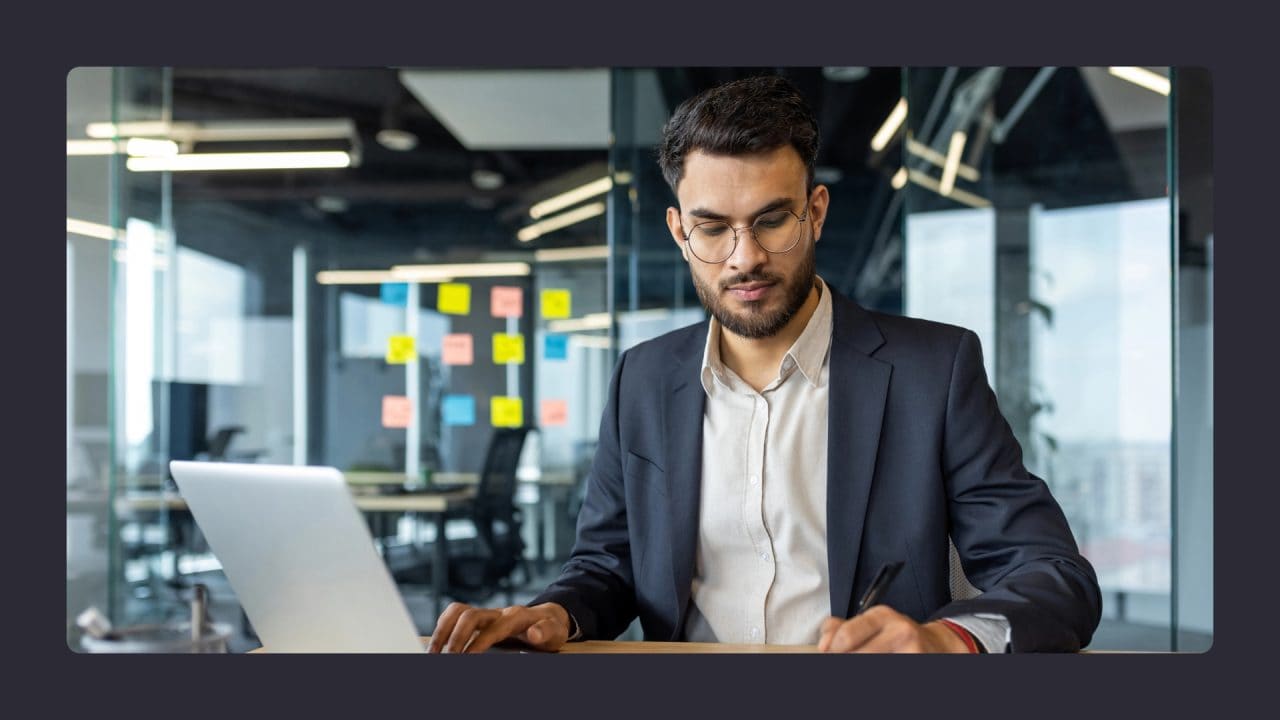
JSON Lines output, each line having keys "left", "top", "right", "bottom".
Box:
{"left": 936, "top": 619, "right": 980, "bottom": 654}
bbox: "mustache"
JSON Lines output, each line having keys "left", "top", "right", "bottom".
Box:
{"left": 718, "top": 272, "right": 783, "bottom": 291}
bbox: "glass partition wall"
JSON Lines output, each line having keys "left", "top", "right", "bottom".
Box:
{"left": 68, "top": 66, "right": 1210, "bottom": 651}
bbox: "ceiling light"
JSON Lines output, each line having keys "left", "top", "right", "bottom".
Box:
{"left": 905, "top": 137, "right": 980, "bottom": 182}
{"left": 471, "top": 168, "right": 506, "bottom": 190}
{"left": 891, "top": 167, "right": 908, "bottom": 190}
{"left": 1107, "top": 66, "right": 1171, "bottom": 96}
{"left": 127, "top": 151, "right": 352, "bottom": 172}
{"left": 870, "top": 97, "right": 908, "bottom": 152}
{"left": 529, "top": 177, "right": 612, "bottom": 219}
{"left": 66, "top": 139, "right": 122, "bottom": 156}
{"left": 534, "top": 245, "right": 610, "bottom": 262}
{"left": 390, "top": 262, "right": 532, "bottom": 281}
{"left": 375, "top": 128, "right": 419, "bottom": 152}
{"left": 939, "top": 131, "right": 967, "bottom": 196}
{"left": 86, "top": 120, "right": 179, "bottom": 138}
{"left": 67, "top": 218, "right": 123, "bottom": 241}
{"left": 315, "top": 270, "right": 403, "bottom": 285}
{"left": 519, "top": 202, "right": 606, "bottom": 242}
{"left": 906, "top": 168, "right": 990, "bottom": 209}
{"left": 125, "top": 138, "right": 179, "bottom": 157}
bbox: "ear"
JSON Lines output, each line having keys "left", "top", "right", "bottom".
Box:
{"left": 808, "top": 184, "right": 831, "bottom": 243}
{"left": 666, "top": 206, "right": 690, "bottom": 262}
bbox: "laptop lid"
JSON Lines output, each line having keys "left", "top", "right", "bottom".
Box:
{"left": 169, "top": 461, "right": 424, "bottom": 653}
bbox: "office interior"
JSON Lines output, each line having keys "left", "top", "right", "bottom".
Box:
{"left": 65, "top": 66, "right": 1213, "bottom": 652}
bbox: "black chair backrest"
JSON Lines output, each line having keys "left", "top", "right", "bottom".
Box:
{"left": 474, "top": 427, "right": 530, "bottom": 560}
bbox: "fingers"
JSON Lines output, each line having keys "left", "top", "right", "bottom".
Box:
{"left": 428, "top": 602, "right": 470, "bottom": 653}
{"left": 517, "top": 615, "right": 568, "bottom": 651}
{"left": 817, "top": 616, "right": 843, "bottom": 652}
{"left": 465, "top": 606, "right": 538, "bottom": 654}
{"left": 821, "top": 605, "right": 922, "bottom": 653}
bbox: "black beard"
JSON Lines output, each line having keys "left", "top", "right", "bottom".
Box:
{"left": 692, "top": 246, "right": 816, "bottom": 339}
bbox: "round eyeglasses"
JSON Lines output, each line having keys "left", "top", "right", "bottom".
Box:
{"left": 682, "top": 206, "right": 809, "bottom": 264}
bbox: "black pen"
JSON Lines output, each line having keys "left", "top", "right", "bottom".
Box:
{"left": 856, "top": 561, "right": 904, "bottom": 615}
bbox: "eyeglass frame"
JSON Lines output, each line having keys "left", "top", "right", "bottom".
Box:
{"left": 678, "top": 194, "right": 813, "bottom": 264}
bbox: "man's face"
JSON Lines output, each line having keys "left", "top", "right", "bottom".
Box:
{"left": 666, "top": 146, "right": 829, "bottom": 339}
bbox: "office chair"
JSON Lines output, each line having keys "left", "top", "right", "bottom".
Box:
{"left": 442, "top": 427, "right": 533, "bottom": 605}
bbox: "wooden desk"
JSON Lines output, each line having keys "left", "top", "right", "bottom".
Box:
{"left": 252, "top": 638, "right": 819, "bottom": 653}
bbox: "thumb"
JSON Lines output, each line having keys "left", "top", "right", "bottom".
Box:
{"left": 523, "top": 617, "right": 563, "bottom": 649}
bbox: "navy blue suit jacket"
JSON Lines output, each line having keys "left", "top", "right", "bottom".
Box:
{"left": 532, "top": 288, "right": 1101, "bottom": 652}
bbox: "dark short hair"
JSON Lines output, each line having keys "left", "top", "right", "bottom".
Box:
{"left": 657, "top": 74, "right": 820, "bottom": 196}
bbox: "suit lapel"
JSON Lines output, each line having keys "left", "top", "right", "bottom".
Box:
{"left": 826, "top": 294, "right": 891, "bottom": 618}
{"left": 663, "top": 321, "right": 708, "bottom": 639}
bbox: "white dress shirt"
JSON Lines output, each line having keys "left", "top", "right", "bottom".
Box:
{"left": 681, "top": 276, "right": 1011, "bottom": 651}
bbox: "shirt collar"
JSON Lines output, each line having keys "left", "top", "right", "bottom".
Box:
{"left": 699, "top": 275, "right": 834, "bottom": 395}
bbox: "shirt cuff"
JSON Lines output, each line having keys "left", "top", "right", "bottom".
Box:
{"left": 941, "top": 613, "right": 1010, "bottom": 653}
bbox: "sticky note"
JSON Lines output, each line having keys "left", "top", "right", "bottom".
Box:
{"left": 442, "top": 395, "right": 476, "bottom": 427}
{"left": 380, "top": 282, "right": 408, "bottom": 306}
{"left": 491, "top": 286, "right": 524, "bottom": 318}
{"left": 492, "top": 333, "right": 525, "bottom": 364}
{"left": 382, "top": 395, "right": 412, "bottom": 429}
{"left": 385, "top": 335, "right": 416, "bottom": 364}
{"left": 491, "top": 397, "right": 524, "bottom": 428}
{"left": 441, "top": 333, "right": 474, "bottom": 365}
{"left": 544, "top": 334, "right": 569, "bottom": 360}
{"left": 540, "top": 399, "right": 568, "bottom": 427}
{"left": 437, "top": 283, "right": 471, "bottom": 315}
{"left": 540, "top": 289, "right": 571, "bottom": 319}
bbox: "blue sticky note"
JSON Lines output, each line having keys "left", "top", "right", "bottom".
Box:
{"left": 442, "top": 395, "right": 475, "bottom": 427}
{"left": 380, "top": 282, "right": 409, "bottom": 306}
{"left": 544, "top": 334, "right": 569, "bottom": 360}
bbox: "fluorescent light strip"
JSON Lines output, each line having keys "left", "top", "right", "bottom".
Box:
{"left": 1107, "top": 66, "right": 1171, "bottom": 96}
{"left": 67, "top": 218, "right": 122, "bottom": 241}
{"left": 518, "top": 202, "right": 606, "bottom": 242}
{"left": 87, "top": 119, "right": 353, "bottom": 142}
{"left": 67, "top": 139, "right": 122, "bottom": 156}
{"left": 891, "top": 167, "right": 908, "bottom": 190}
{"left": 125, "top": 138, "right": 179, "bottom": 157}
{"left": 906, "top": 168, "right": 990, "bottom": 209}
{"left": 390, "top": 262, "right": 531, "bottom": 281}
{"left": 905, "top": 137, "right": 980, "bottom": 182}
{"left": 534, "top": 245, "right": 610, "bottom": 262}
{"left": 315, "top": 270, "right": 402, "bottom": 285}
{"left": 870, "top": 97, "right": 908, "bottom": 152}
{"left": 127, "top": 151, "right": 352, "bottom": 172}
{"left": 529, "top": 176, "right": 613, "bottom": 219}
{"left": 939, "top": 131, "right": 968, "bottom": 197}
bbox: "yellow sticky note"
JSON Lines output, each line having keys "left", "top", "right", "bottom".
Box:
{"left": 437, "top": 283, "right": 471, "bottom": 315}
{"left": 491, "top": 396, "right": 523, "bottom": 428}
{"left": 492, "top": 333, "right": 525, "bottom": 365}
{"left": 540, "top": 289, "right": 571, "bottom": 319}
{"left": 386, "top": 335, "right": 416, "bottom": 364}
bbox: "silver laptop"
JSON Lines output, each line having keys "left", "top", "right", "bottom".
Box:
{"left": 169, "top": 460, "right": 427, "bottom": 652}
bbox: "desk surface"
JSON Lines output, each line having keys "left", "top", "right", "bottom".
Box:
{"left": 252, "top": 638, "right": 818, "bottom": 653}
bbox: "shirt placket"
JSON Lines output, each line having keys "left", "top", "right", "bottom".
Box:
{"left": 742, "top": 388, "right": 774, "bottom": 643}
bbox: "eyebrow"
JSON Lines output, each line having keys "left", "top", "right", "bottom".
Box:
{"left": 686, "top": 197, "right": 797, "bottom": 222}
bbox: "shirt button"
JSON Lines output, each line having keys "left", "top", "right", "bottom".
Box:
{"left": 760, "top": 552, "right": 769, "bottom": 562}
{"left": 749, "top": 475, "right": 759, "bottom": 485}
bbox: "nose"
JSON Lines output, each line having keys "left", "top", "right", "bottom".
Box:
{"left": 725, "top": 226, "right": 768, "bottom": 273}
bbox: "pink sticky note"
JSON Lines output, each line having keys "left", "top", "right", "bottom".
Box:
{"left": 441, "top": 334, "right": 474, "bottom": 365}
{"left": 491, "top": 286, "right": 524, "bottom": 318}
{"left": 540, "top": 399, "right": 569, "bottom": 427}
{"left": 382, "top": 395, "right": 412, "bottom": 429}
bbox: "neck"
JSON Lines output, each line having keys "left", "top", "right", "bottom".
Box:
{"left": 718, "top": 281, "right": 821, "bottom": 389}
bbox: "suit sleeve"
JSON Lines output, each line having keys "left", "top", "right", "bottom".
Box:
{"left": 528, "top": 349, "right": 638, "bottom": 640}
{"left": 928, "top": 329, "right": 1103, "bottom": 652}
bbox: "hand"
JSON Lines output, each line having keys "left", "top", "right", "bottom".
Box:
{"left": 817, "top": 605, "right": 973, "bottom": 653}
{"left": 427, "top": 601, "right": 572, "bottom": 654}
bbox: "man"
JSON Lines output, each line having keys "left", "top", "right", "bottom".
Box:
{"left": 429, "top": 74, "right": 1101, "bottom": 654}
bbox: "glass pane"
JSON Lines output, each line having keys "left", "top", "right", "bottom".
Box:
{"left": 902, "top": 67, "right": 1174, "bottom": 650}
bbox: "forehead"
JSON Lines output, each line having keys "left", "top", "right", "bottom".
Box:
{"left": 675, "top": 146, "right": 807, "bottom": 215}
